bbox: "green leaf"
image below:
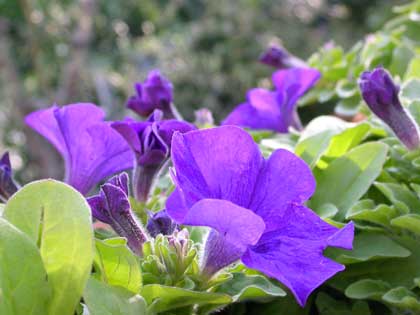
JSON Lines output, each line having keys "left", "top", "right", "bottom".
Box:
{"left": 324, "top": 123, "right": 371, "bottom": 158}
{"left": 345, "top": 279, "right": 390, "bottom": 300}
{"left": 401, "top": 79, "right": 420, "bottom": 103}
{"left": 140, "top": 284, "right": 232, "bottom": 313}
{"left": 309, "top": 142, "right": 388, "bottom": 220}
{"left": 389, "top": 44, "right": 414, "bottom": 77}
{"left": 346, "top": 200, "right": 398, "bottom": 227}
{"left": 84, "top": 278, "right": 147, "bottom": 315}
{"left": 382, "top": 287, "right": 420, "bottom": 311}
{"left": 295, "top": 130, "right": 335, "bottom": 167}
{"left": 374, "top": 182, "right": 420, "bottom": 214}
{"left": 0, "top": 218, "right": 51, "bottom": 315}
{"left": 0, "top": 203, "right": 4, "bottom": 216}
{"left": 405, "top": 57, "right": 420, "bottom": 80}
{"left": 216, "top": 272, "right": 286, "bottom": 302}
{"left": 391, "top": 214, "right": 420, "bottom": 234}
{"left": 3, "top": 180, "right": 94, "bottom": 315}
{"left": 331, "top": 238, "right": 420, "bottom": 290}
{"left": 316, "top": 292, "right": 370, "bottom": 315}
{"left": 94, "top": 238, "right": 142, "bottom": 293}
{"left": 327, "top": 232, "right": 411, "bottom": 264}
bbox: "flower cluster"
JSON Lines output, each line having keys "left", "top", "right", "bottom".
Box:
{"left": 20, "top": 65, "right": 361, "bottom": 307}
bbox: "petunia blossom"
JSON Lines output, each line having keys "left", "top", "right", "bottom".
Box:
{"left": 222, "top": 67, "right": 320, "bottom": 133}
{"left": 112, "top": 110, "right": 195, "bottom": 202}
{"left": 127, "top": 70, "right": 181, "bottom": 119}
{"left": 88, "top": 172, "right": 148, "bottom": 255}
{"left": 0, "top": 152, "right": 19, "bottom": 202}
{"left": 359, "top": 67, "right": 420, "bottom": 150}
{"left": 166, "top": 126, "right": 354, "bottom": 306}
{"left": 25, "top": 103, "right": 134, "bottom": 195}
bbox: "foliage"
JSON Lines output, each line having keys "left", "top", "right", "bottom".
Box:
{"left": 3, "top": 1, "right": 420, "bottom": 315}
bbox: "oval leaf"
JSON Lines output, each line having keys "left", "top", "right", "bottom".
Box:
{"left": 3, "top": 180, "right": 94, "bottom": 315}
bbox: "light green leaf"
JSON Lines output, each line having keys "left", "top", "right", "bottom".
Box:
{"left": 374, "top": 182, "right": 420, "bottom": 214}
{"left": 389, "top": 44, "right": 414, "bottom": 77}
{"left": 345, "top": 279, "right": 390, "bottom": 300}
{"left": 405, "top": 57, "right": 420, "bottom": 80}
{"left": 324, "top": 123, "right": 371, "bottom": 158}
{"left": 309, "top": 142, "right": 388, "bottom": 220}
{"left": 3, "top": 180, "right": 94, "bottom": 315}
{"left": 331, "top": 238, "right": 420, "bottom": 290}
{"left": 94, "top": 238, "right": 142, "bottom": 293}
{"left": 382, "top": 287, "right": 420, "bottom": 311}
{"left": 216, "top": 272, "right": 286, "bottom": 302}
{"left": 140, "top": 284, "right": 232, "bottom": 313}
{"left": 327, "top": 233, "right": 410, "bottom": 264}
{"left": 401, "top": 79, "right": 420, "bottom": 103}
{"left": 391, "top": 214, "right": 420, "bottom": 234}
{"left": 84, "top": 278, "right": 146, "bottom": 315}
{"left": 346, "top": 200, "right": 398, "bottom": 227}
{"left": 295, "top": 130, "right": 335, "bottom": 167}
{"left": 0, "top": 203, "right": 4, "bottom": 216}
{"left": 0, "top": 218, "right": 51, "bottom": 315}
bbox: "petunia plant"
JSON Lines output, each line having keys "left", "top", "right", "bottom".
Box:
{"left": 3, "top": 1, "right": 420, "bottom": 315}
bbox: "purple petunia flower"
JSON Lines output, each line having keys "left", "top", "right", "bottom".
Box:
{"left": 359, "top": 67, "right": 420, "bottom": 150}
{"left": 25, "top": 103, "right": 134, "bottom": 195}
{"left": 0, "top": 152, "right": 19, "bottom": 202}
{"left": 112, "top": 110, "right": 195, "bottom": 202}
{"left": 222, "top": 67, "right": 321, "bottom": 133}
{"left": 166, "top": 126, "right": 354, "bottom": 306}
{"left": 146, "top": 209, "right": 179, "bottom": 237}
{"left": 127, "top": 70, "right": 180, "bottom": 119}
{"left": 259, "top": 44, "right": 307, "bottom": 69}
{"left": 88, "top": 172, "right": 148, "bottom": 255}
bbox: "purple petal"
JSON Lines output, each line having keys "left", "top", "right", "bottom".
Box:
{"left": 184, "top": 199, "right": 265, "bottom": 275}
{"left": 26, "top": 103, "right": 134, "bottom": 194}
{"left": 272, "top": 68, "right": 321, "bottom": 102}
{"left": 108, "top": 172, "right": 129, "bottom": 196}
{"left": 242, "top": 204, "right": 354, "bottom": 306}
{"left": 167, "top": 126, "right": 263, "bottom": 214}
{"left": 249, "top": 149, "right": 316, "bottom": 231}
{"left": 25, "top": 104, "right": 68, "bottom": 158}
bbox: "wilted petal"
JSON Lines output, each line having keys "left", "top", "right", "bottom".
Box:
{"left": 249, "top": 149, "right": 316, "bottom": 231}
{"left": 242, "top": 204, "right": 354, "bottom": 306}
{"left": 25, "top": 103, "right": 134, "bottom": 194}
{"left": 168, "top": 126, "right": 263, "bottom": 214}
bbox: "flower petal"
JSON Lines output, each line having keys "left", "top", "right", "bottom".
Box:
{"left": 183, "top": 199, "right": 265, "bottom": 275}
{"left": 272, "top": 68, "right": 321, "bottom": 103}
{"left": 168, "top": 126, "right": 263, "bottom": 211}
{"left": 26, "top": 103, "right": 134, "bottom": 194}
{"left": 249, "top": 149, "right": 316, "bottom": 231}
{"left": 222, "top": 100, "right": 282, "bottom": 131}
{"left": 242, "top": 204, "right": 354, "bottom": 306}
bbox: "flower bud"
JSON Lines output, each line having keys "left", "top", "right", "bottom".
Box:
{"left": 87, "top": 173, "right": 148, "bottom": 255}
{"left": 359, "top": 67, "right": 420, "bottom": 150}
{"left": 0, "top": 152, "right": 19, "bottom": 202}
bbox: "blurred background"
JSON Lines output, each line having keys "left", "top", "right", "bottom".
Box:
{"left": 0, "top": 0, "right": 403, "bottom": 182}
